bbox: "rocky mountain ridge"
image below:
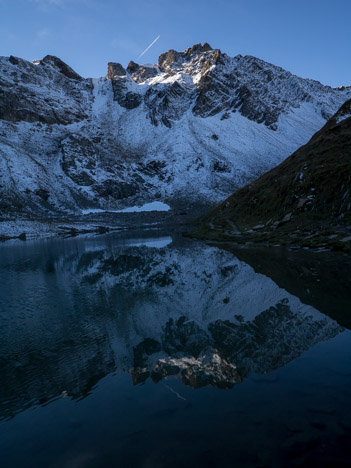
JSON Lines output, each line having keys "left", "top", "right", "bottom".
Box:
{"left": 0, "top": 43, "right": 350, "bottom": 217}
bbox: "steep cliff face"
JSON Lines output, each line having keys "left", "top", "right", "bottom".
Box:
{"left": 0, "top": 44, "right": 349, "bottom": 217}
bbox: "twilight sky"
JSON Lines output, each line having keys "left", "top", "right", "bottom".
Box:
{"left": 0, "top": 0, "right": 350, "bottom": 87}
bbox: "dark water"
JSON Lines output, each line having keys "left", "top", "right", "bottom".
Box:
{"left": 0, "top": 232, "right": 350, "bottom": 468}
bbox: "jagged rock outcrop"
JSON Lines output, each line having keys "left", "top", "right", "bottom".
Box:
{"left": 40, "top": 55, "right": 83, "bottom": 81}
{"left": 131, "top": 65, "right": 158, "bottom": 83}
{"left": 126, "top": 60, "right": 140, "bottom": 74}
{"left": 107, "top": 62, "right": 126, "bottom": 79}
{"left": 158, "top": 42, "right": 214, "bottom": 72}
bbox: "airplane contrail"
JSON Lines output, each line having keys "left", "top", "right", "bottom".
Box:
{"left": 137, "top": 35, "right": 160, "bottom": 60}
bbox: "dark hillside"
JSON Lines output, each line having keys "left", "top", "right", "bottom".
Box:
{"left": 193, "top": 100, "right": 351, "bottom": 252}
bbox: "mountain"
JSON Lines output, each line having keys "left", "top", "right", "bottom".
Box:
{"left": 0, "top": 44, "right": 350, "bottom": 218}
{"left": 192, "top": 99, "right": 351, "bottom": 251}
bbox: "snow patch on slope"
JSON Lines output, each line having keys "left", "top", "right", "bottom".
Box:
{"left": 82, "top": 201, "right": 170, "bottom": 214}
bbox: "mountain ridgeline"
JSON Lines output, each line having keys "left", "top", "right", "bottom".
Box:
{"left": 193, "top": 99, "right": 351, "bottom": 251}
{"left": 0, "top": 43, "right": 350, "bottom": 217}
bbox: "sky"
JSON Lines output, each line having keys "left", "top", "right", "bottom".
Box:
{"left": 0, "top": 0, "right": 350, "bottom": 87}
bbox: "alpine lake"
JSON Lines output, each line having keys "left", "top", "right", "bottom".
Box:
{"left": 1, "top": 229, "right": 350, "bottom": 468}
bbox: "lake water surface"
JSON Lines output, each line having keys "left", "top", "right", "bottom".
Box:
{"left": 1, "top": 232, "right": 350, "bottom": 467}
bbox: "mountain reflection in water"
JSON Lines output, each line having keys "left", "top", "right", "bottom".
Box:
{"left": 0, "top": 232, "right": 343, "bottom": 422}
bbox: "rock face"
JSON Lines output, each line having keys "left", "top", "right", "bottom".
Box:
{"left": 0, "top": 44, "right": 350, "bottom": 216}
{"left": 130, "top": 65, "right": 158, "bottom": 83}
{"left": 158, "top": 42, "right": 213, "bottom": 72}
{"left": 107, "top": 62, "right": 126, "bottom": 79}
{"left": 126, "top": 60, "right": 140, "bottom": 74}
{"left": 110, "top": 78, "right": 142, "bottom": 109}
{"left": 0, "top": 55, "right": 91, "bottom": 124}
{"left": 194, "top": 100, "right": 351, "bottom": 251}
{"left": 41, "top": 55, "right": 83, "bottom": 81}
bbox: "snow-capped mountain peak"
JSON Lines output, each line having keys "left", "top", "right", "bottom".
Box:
{"left": 0, "top": 43, "right": 350, "bottom": 216}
